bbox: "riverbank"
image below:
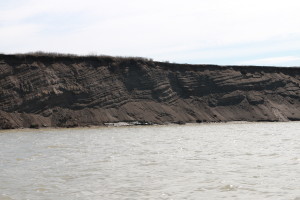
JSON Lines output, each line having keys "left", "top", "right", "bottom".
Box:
{"left": 1, "top": 53, "right": 300, "bottom": 129}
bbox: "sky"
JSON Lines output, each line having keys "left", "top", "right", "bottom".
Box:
{"left": 1, "top": 0, "right": 300, "bottom": 66}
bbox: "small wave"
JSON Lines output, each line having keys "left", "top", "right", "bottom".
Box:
{"left": 35, "top": 188, "right": 48, "bottom": 192}
{"left": 0, "top": 194, "right": 14, "bottom": 200}
{"left": 220, "top": 184, "right": 240, "bottom": 191}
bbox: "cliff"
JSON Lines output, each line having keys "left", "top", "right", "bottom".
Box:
{"left": 1, "top": 53, "right": 300, "bottom": 129}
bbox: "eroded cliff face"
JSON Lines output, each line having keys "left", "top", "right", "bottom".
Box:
{"left": 1, "top": 54, "right": 300, "bottom": 129}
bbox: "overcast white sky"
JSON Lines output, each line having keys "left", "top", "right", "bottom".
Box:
{"left": 1, "top": 0, "right": 300, "bottom": 66}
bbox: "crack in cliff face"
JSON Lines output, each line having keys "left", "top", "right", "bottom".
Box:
{"left": 0, "top": 54, "right": 300, "bottom": 129}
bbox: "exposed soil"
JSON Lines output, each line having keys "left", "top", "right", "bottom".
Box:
{"left": 1, "top": 53, "right": 300, "bottom": 129}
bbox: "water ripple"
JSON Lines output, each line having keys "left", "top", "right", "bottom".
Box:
{"left": 0, "top": 122, "right": 299, "bottom": 199}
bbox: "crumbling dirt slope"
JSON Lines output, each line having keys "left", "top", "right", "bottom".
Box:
{"left": 1, "top": 54, "right": 300, "bottom": 129}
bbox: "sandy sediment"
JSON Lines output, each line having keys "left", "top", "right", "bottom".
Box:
{"left": 0, "top": 53, "right": 300, "bottom": 129}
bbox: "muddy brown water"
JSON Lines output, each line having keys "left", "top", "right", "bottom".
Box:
{"left": 0, "top": 122, "right": 300, "bottom": 200}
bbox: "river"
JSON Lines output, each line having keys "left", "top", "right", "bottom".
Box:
{"left": 0, "top": 122, "right": 299, "bottom": 200}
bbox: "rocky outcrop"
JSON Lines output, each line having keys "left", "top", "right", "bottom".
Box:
{"left": 0, "top": 53, "right": 300, "bottom": 129}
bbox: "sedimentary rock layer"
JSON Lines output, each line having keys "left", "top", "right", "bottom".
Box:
{"left": 0, "top": 54, "right": 300, "bottom": 129}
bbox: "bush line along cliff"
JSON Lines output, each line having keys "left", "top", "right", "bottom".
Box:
{"left": 0, "top": 53, "right": 300, "bottom": 129}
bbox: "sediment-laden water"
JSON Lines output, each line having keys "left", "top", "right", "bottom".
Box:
{"left": 0, "top": 122, "right": 300, "bottom": 200}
